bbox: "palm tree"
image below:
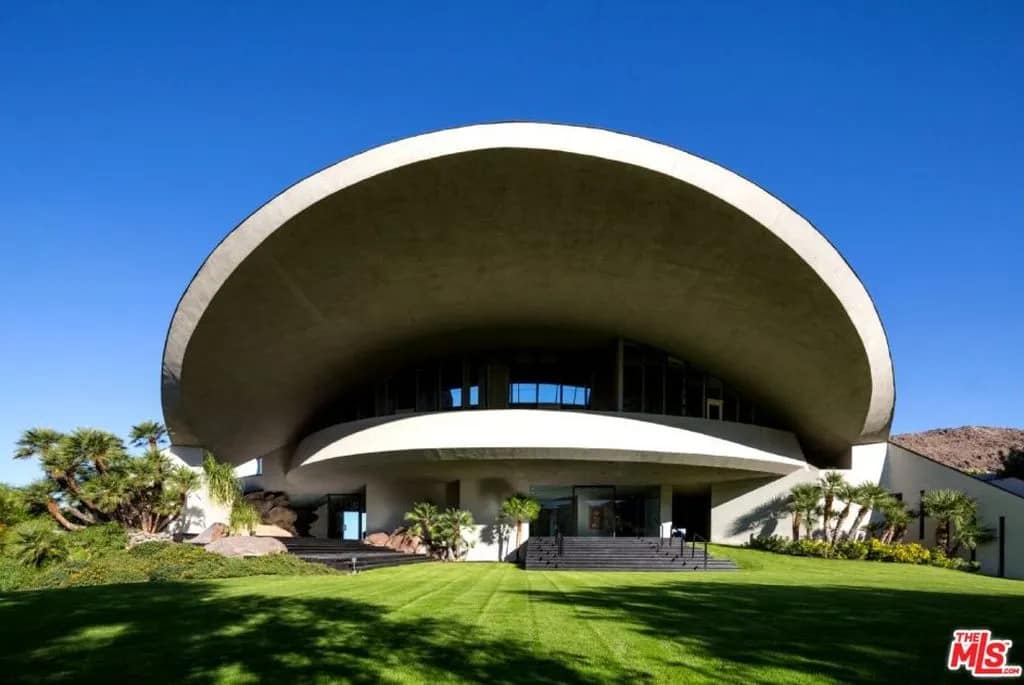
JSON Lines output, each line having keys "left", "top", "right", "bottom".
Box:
{"left": 828, "top": 482, "right": 860, "bottom": 543}
{"left": 500, "top": 494, "right": 541, "bottom": 562}
{"left": 404, "top": 501, "right": 440, "bottom": 549}
{"left": 13, "top": 427, "right": 62, "bottom": 462}
{"left": 129, "top": 421, "right": 168, "bottom": 452}
{"left": 433, "top": 508, "right": 476, "bottom": 561}
{"left": 922, "top": 489, "right": 976, "bottom": 555}
{"left": 787, "top": 483, "right": 822, "bottom": 541}
{"left": 819, "top": 472, "right": 848, "bottom": 544}
{"left": 953, "top": 515, "right": 995, "bottom": 560}
{"left": 844, "top": 484, "right": 891, "bottom": 540}
{"left": 877, "top": 498, "right": 913, "bottom": 544}
{"left": 7, "top": 519, "right": 67, "bottom": 567}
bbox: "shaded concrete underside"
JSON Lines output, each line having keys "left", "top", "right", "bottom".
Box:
{"left": 164, "top": 126, "right": 893, "bottom": 463}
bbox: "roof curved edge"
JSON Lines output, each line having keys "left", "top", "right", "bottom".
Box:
{"left": 162, "top": 121, "right": 895, "bottom": 447}
{"left": 291, "top": 410, "right": 808, "bottom": 476}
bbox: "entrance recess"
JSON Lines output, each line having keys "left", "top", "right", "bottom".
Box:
{"left": 327, "top": 493, "right": 366, "bottom": 541}
{"left": 531, "top": 485, "right": 661, "bottom": 537}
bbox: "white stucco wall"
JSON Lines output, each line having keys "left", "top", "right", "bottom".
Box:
{"left": 882, "top": 444, "right": 1023, "bottom": 579}
{"left": 165, "top": 445, "right": 232, "bottom": 534}
{"left": 710, "top": 443, "right": 887, "bottom": 545}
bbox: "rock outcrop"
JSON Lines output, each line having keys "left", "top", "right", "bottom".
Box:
{"left": 243, "top": 490, "right": 299, "bottom": 535}
{"left": 364, "top": 527, "right": 426, "bottom": 554}
{"left": 205, "top": 536, "right": 287, "bottom": 557}
{"left": 189, "top": 522, "right": 230, "bottom": 545}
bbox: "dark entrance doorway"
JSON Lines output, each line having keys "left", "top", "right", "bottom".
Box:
{"left": 672, "top": 489, "right": 711, "bottom": 538}
{"left": 530, "top": 484, "right": 660, "bottom": 536}
{"left": 327, "top": 493, "right": 366, "bottom": 541}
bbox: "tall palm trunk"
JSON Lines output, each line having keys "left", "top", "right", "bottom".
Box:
{"left": 47, "top": 499, "right": 82, "bottom": 531}
{"left": 846, "top": 508, "right": 869, "bottom": 541}
{"left": 831, "top": 503, "right": 852, "bottom": 543}
{"left": 515, "top": 520, "right": 523, "bottom": 561}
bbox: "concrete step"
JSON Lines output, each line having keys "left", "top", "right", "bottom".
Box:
{"left": 525, "top": 536, "right": 738, "bottom": 572}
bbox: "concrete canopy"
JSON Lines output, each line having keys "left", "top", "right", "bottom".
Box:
{"left": 162, "top": 122, "right": 894, "bottom": 464}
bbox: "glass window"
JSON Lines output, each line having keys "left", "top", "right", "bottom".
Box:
{"left": 644, "top": 362, "right": 664, "bottom": 414}
{"left": 394, "top": 368, "right": 416, "bottom": 413}
{"left": 684, "top": 367, "right": 703, "bottom": 418}
{"left": 538, "top": 383, "right": 559, "bottom": 405}
{"left": 468, "top": 385, "right": 480, "bottom": 407}
{"left": 623, "top": 363, "right": 642, "bottom": 412}
{"left": 666, "top": 361, "right": 684, "bottom": 416}
{"left": 510, "top": 382, "right": 537, "bottom": 405}
{"left": 416, "top": 367, "right": 438, "bottom": 412}
{"left": 441, "top": 361, "right": 462, "bottom": 410}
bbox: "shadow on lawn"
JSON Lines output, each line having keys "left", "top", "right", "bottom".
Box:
{"left": 0, "top": 580, "right": 624, "bottom": 685}
{"left": 520, "top": 578, "right": 1024, "bottom": 684}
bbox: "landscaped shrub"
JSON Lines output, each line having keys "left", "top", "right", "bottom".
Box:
{"left": 3, "top": 518, "right": 68, "bottom": 567}
{"left": 4, "top": 541, "right": 337, "bottom": 591}
{"left": 0, "top": 557, "right": 36, "bottom": 593}
{"left": 65, "top": 522, "right": 128, "bottom": 562}
{"left": 744, "top": 534, "right": 977, "bottom": 571}
{"left": 746, "top": 534, "right": 792, "bottom": 554}
{"left": 830, "top": 540, "right": 868, "bottom": 560}
{"left": 789, "top": 539, "right": 830, "bottom": 557}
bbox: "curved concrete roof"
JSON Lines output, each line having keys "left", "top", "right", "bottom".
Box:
{"left": 293, "top": 411, "right": 808, "bottom": 476}
{"left": 162, "top": 122, "right": 894, "bottom": 462}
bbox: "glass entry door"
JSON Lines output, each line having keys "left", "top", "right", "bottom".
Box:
{"left": 574, "top": 486, "right": 616, "bottom": 537}
{"left": 327, "top": 494, "right": 365, "bottom": 540}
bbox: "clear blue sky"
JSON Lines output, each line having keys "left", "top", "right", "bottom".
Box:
{"left": 1, "top": 3, "right": 1021, "bottom": 486}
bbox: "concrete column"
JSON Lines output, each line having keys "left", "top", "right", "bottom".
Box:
{"left": 660, "top": 484, "right": 673, "bottom": 538}
{"left": 615, "top": 337, "right": 624, "bottom": 412}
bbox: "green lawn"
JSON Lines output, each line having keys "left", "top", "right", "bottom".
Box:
{"left": 2, "top": 546, "right": 1022, "bottom": 684}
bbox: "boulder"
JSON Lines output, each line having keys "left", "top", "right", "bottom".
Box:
{"left": 243, "top": 490, "right": 299, "bottom": 535}
{"left": 205, "top": 536, "right": 287, "bottom": 557}
{"left": 189, "top": 522, "right": 230, "bottom": 545}
{"left": 366, "top": 532, "right": 390, "bottom": 546}
{"left": 127, "top": 530, "right": 173, "bottom": 548}
{"left": 254, "top": 524, "right": 293, "bottom": 538}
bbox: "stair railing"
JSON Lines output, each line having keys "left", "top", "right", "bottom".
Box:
{"left": 688, "top": 533, "right": 709, "bottom": 570}
{"left": 556, "top": 530, "right": 564, "bottom": 557}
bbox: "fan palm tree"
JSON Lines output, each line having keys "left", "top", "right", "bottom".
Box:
{"left": 129, "top": 420, "right": 168, "bottom": 452}
{"left": 818, "top": 472, "right": 848, "bottom": 543}
{"left": 953, "top": 515, "right": 995, "bottom": 560}
{"left": 844, "top": 484, "right": 891, "bottom": 540}
{"left": 404, "top": 501, "right": 440, "bottom": 548}
{"left": 7, "top": 519, "right": 67, "bottom": 567}
{"left": 877, "top": 498, "right": 913, "bottom": 544}
{"left": 13, "top": 427, "right": 62, "bottom": 462}
{"left": 922, "top": 489, "right": 976, "bottom": 555}
{"left": 787, "top": 483, "right": 822, "bottom": 541}
{"left": 500, "top": 494, "right": 541, "bottom": 561}
{"left": 828, "top": 482, "right": 861, "bottom": 544}
{"left": 433, "top": 507, "right": 476, "bottom": 561}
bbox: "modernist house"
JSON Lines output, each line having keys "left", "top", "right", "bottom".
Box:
{"left": 164, "top": 122, "right": 1021, "bottom": 577}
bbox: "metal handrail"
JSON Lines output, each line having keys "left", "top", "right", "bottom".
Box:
{"left": 689, "top": 532, "right": 709, "bottom": 570}
{"left": 556, "top": 530, "right": 564, "bottom": 557}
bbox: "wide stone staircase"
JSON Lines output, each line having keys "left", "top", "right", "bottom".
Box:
{"left": 525, "top": 536, "right": 738, "bottom": 571}
{"left": 278, "top": 537, "right": 431, "bottom": 573}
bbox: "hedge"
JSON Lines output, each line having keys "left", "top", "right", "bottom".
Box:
{"left": 745, "top": 534, "right": 980, "bottom": 572}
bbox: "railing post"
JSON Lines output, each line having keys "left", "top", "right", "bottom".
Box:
{"left": 703, "top": 539, "right": 708, "bottom": 570}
